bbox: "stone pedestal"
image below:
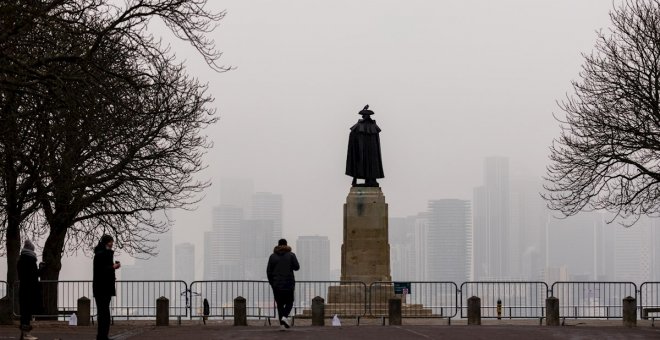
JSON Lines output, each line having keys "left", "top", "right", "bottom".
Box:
{"left": 341, "top": 187, "right": 391, "bottom": 284}
{"left": 298, "top": 187, "right": 433, "bottom": 318}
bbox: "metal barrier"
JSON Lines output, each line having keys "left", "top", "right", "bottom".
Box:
{"left": 189, "top": 281, "right": 275, "bottom": 319}
{"left": 114, "top": 281, "right": 188, "bottom": 320}
{"left": 13, "top": 280, "right": 94, "bottom": 320}
{"left": 640, "top": 282, "right": 660, "bottom": 319}
{"left": 293, "top": 281, "right": 367, "bottom": 318}
{"left": 369, "top": 281, "right": 458, "bottom": 319}
{"left": 551, "top": 282, "right": 637, "bottom": 319}
{"left": 460, "top": 282, "right": 549, "bottom": 319}
{"left": 13, "top": 279, "right": 660, "bottom": 321}
{"left": 13, "top": 280, "right": 188, "bottom": 321}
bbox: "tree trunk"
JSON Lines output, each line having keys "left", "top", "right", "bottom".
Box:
{"left": 40, "top": 225, "right": 67, "bottom": 318}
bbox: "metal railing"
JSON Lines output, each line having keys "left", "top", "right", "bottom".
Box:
{"left": 114, "top": 280, "right": 188, "bottom": 320}
{"left": 369, "top": 281, "right": 458, "bottom": 318}
{"left": 460, "top": 281, "right": 549, "bottom": 319}
{"left": 12, "top": 280, "right": 187, "bottom": 321}
{"left": 550, "top": 282, "right": 637, "bottom": 319}
{"left": 8, "top": 279, "right": 660, "bottom": 321}
{"left": 293, "top": 281, "right": 367, "bottom": 318}
{"left": 639, "top": 282, "right": 660, "bottom": 319}
{"left": 13, "top": 280, "right": 94, "bottom": 320}
{"left": 188, "top": 280, "right": 275, "bottom": 319}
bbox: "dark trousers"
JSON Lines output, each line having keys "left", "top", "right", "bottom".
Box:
{"left": 19, "top": 308, "right": 31, "bottom": 328}
{"left": 19, "top": 291, "right": 34, "bottom": 328}
{"left": 273, "top": 289, "right": 294, "bottom": 321}
{"left": 95, "top": 295, "right": 112, "bottom": 340}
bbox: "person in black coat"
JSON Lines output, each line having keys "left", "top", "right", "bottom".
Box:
{"left": 266, "top": 239, "right": 300, "bottom": 329}
{"left": 93, "top": 235, "right": 120, "bottom": 340}
{"left": 17, "top": 240, "right": 43, "bottom": 340}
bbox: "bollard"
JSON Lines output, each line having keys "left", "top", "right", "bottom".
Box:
{"left": 388, "top": 297, "right": 402, "bottom": 326}
{"left": 312, "top": 296, "right": 325, "bottom": 326}
{"left": 234, "top": 296, "right": 247, "bottom": 326}
{"left": 0, "top": 296, "right": 12, "bottom": 325}
{"left": 467, "top": 296, "right": 481, "bottom": 325}
{"left": 156, "top": 297, "right": 169, "bottom": 326}
{"left": 77, "top": 296, "right": 91, "bottom": 326}
{"left": 622, "top": 296, "right": 636, "bottom": 327}
{"left": 545, "top": 297, "right": 559, "bottom": 326}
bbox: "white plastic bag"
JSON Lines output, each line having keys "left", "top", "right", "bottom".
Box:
{"left": 69, "top": 313, "right": 78, "bottom": 326}
{"left": 332, "top": 314, "right": 341, "bottom": 327}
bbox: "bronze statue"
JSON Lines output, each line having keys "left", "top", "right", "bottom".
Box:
{"left": 346, "top": 105, "right": 384, "bottom": 187}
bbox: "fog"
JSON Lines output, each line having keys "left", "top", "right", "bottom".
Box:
{"left": 33, "top": 0, "right": 652, "bottom": 281}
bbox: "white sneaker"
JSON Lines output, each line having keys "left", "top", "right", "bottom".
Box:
{"left": 279, "top": 324, "right": 286, "bottom": 331}
{"left": 281, "top": 316, "right": 291, "bottom": 328}
{"left": 22, "top": 331, "right": 38, "bottom": 340}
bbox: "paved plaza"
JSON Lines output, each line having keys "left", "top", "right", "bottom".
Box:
{"left": 1, "top": 320, "right": 660, "bottom": 339}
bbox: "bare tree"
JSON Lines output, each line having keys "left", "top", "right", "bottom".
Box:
{"left": 0, "top": 0, "right": 228, "bottom": 312}
{"left": 544, "top": 0, "right": 660, "bottom": 224}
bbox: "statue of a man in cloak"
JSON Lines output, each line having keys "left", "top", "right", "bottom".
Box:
{"left": 346, "top": 105, "right": 384, "bottom": 187}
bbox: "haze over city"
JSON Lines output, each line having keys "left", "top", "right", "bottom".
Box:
{"left": 6, "top": 0, "right": 657, "bottom": 285}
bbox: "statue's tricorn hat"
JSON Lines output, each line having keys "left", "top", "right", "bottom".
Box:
{"left": 359, "top": 104, "right": 374, "bottom": 116}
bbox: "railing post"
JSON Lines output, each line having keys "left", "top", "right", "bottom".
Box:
{"left": 467, "top": 296, "right": 481, "bottom": 325}
{"left": 312, "top": 296, "right": 325, "bottom": 326}
{"left": 623, "top": 296, "right": 636, "bottom": 328}
{"left": 156, "top": 297, "right": 169, "bottom": 326}
{"left": 77, "top": 297, "right": 91, "bottom": 326}
{"left": 388, "top": 297, "right": 402, "bottom": 326}
{"left": 234, "top": 296, "right": 247, "bottom": 326}
{"left": 545, "top": 297, "right": 559, "bottom": 326}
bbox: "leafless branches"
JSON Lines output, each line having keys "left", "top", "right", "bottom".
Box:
{"left": 0, "top": 0, "right": 226, "bottom": 292}
{"left": 544, "top": 0, "right": 660, "bottom": 225}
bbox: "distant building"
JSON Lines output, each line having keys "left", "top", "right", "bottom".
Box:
{"left": 510, "top": 179, "right": 549, "bottom": 280}
{"left": 204, "top": 205, "right": 244, "bottom": 280}
{"left": 547, "top": 212, "right": 612, "bottom": 281}
{"left": 544, "top": 265, "right": 569, "bottom": 283}
{"left": 240, "top": 219, "right": 275, "bottom": 280}
{"left": 390, "top": 216, "right": 418, "bottom": 280}
{"left": 251, "top": 192, "right": 283, "bottom": 242}
{"left": 175, "top": 242, "right": 195, "bottom": 283}
{"left": 413, "top": 214, "right": 429, "bottom": 281}
{"left": 426, "top": 199, "right": 472, "bottom": 283}
{"left": 473, "top": 157, "right": 511, "bottom": 280}
{"left": 614, "top": 219, "right": 654, "bottom": 285}
{"left": 296, "top": 236, "right": 330, "bottom": 281}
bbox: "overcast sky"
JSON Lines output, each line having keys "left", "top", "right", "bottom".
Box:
{"left": 54, "top": 0, "right": 625, "bottom": 277}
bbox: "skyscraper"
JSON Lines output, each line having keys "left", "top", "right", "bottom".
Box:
{"left": 390, "top": 216, "right": 419, "bottom": 280}
{"left": 510, "top": 179, "right": 549, "bottom": 280}
{"left": 295, "top": 236, "right": 330, "bottom": 281}
{"left": 413, "top": 213, "right": 429, "bottom": 281}
{"left": 426, "top": 199, "right": 472, "bottom": 282}
{"left": 175, "top": 242, "right": 195, "bottom": 283}
{"left": 204, "top": 205, "right": 244, "bottom": 279}
{"left": 240, "top": 219, "right": 275, "bottom": 280}
{"left": 251, "top": 192, "right": 283, "bottom": 242}
{"left": 473, "top": 157, "right": 510, "bottom": 279}
{"left": 614, "top": 219, "right": 653, "bottom": 285}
